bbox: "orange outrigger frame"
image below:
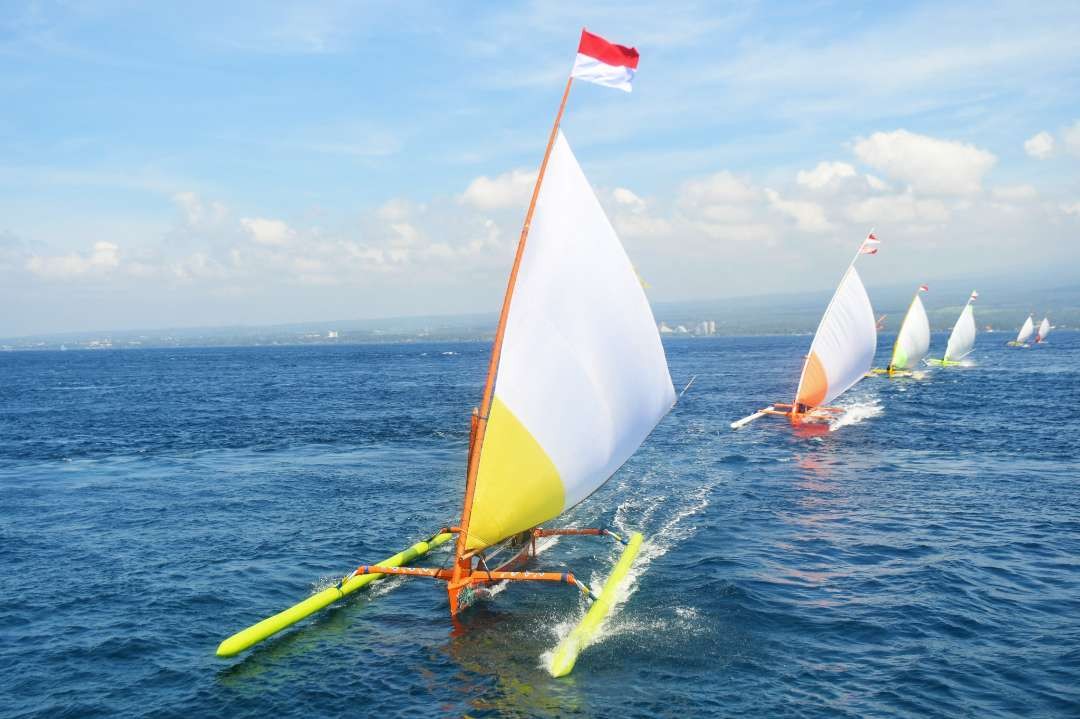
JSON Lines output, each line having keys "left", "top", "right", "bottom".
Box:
{"left": 760, "top": 402, "right": 845, "bottom": 423}
{"left": 349, "top": 526, "right": 629, "bottom": 613}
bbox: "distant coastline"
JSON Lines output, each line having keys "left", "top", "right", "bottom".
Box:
{"left": 4, "top": 279, "right": 1076, "bottom": 352}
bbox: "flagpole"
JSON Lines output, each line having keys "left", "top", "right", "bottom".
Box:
{"left": 452, "top": 74, "right": 575, "bottom": 581}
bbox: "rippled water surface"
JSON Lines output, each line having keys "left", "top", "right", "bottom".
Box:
{"left": 2, "top": 333, "right": 1078, "bottom": 717}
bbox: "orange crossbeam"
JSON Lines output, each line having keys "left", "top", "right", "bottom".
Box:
{"left": 358, "top": 565, "right": 454, "bottom": 581}
{"left": 533, "top": 528, "right": 604, "bottom": 537}
{"left": 478, "top": 570, "right": 575, "bottom": 583}
{"left": 355, "top": 566, "right": 579, "bottom": 586}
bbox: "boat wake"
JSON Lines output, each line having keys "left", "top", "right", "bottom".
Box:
{"left": 829, "top": 400, "right": 883, "bottom": 431}
{"left": 540, "top": 474, "right": 716, "bottom": 670}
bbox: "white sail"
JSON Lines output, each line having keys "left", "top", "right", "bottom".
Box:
{"left": 1016, "top": 316, "right": 1034, "bottom": 344}
{"left": 890, "top": 292, "right": 930, "bottom": 369}
{"left": 465, "top": 131, "right": 675, "bottom": 550}
{"left": 944, "top": 299, "right": 977, "bottom": 361}
{"left": 795, "top": 266, "right": 877, "bottom": 407}
{"left": 1037, "top": 317, "right": 1051, "bottom": 342}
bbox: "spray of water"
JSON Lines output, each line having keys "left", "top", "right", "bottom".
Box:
{"left": 539, "top": 467, "right": 718, "bottom": 670}
{"left": 829, "top": 400, "right": 884, "bottom": 431}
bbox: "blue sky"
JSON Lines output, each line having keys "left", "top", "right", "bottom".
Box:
{"left": 2, "top": 0, "right": 1079, "bottom": 336}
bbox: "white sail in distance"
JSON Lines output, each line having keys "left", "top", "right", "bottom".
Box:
{"left": 1037, "top": 317, "right": 1051, "bottom": 342}
{"left": 1016, "top": 316, "right": 1034, "bottom": 344}
{"left": 794, "top": 266, "right": 877, "bottom": 407}
{"left": 890, "top": 289, "right": 931, "bottom": 370}
{"left": 944, "top": 293, "right": 978, "bottom": 362}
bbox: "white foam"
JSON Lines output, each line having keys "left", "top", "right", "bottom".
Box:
{"left": 540, "top": 473, "right": 716, "bottom": 670}
{"left": 829, "top": 400, "right": 884, "bottom": 431}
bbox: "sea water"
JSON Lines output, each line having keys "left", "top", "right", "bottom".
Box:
{"left": 1, "top": 333, "right": 1078, "bottom": 717}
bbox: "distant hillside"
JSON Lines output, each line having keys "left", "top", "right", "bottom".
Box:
{"left": 3, "top": 276, "right": 1077, "bottom": 351}
{"left": 655, "top": 277, "right": 1080, "bottom": 336}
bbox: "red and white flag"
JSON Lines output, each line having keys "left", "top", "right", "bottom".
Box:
{"left": 969, "top": 290, "right": 979, "bottom": 302}
{"left": 570, "top": 29, "right": 639, "bottom": 92}
{"left": 919, "top": 284, "right": 929, "bottom": 292}
{"left": 860, "top": 231, "right": 880, "bottom": 254}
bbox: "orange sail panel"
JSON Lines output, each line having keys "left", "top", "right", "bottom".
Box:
{"left": 794, "top": 267, "right": 877, "bottom": 408}
{"left": 464, "top": 131, "right": 675, "bottom": 551}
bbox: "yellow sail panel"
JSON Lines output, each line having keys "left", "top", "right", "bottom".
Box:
{"left": 466, "top": 397, "right": 564, "bottom": 550}
{"left": 467, "top": 131, "right": 675, "bottom": 550}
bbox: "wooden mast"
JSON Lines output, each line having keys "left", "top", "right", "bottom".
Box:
{"left": 450, "top": 76, "right": 575, "bottom": 595}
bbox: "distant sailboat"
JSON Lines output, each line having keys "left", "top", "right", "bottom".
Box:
{"left": 732, "top": 232, "right": 879, "bottom": 428}
{"left": 1035, "top": 317, "right": 1052, "bottom": 343}
{"left": 1007, "top": 315, "right": 1034, "bottom": 347}
{"left": 926, "top": 291, "right": 978, "bottom": 366}
{"left": 871, "top": 284, "right": 929, "bottom": 376}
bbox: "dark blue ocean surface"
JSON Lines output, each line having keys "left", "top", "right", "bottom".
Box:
{"left": 1, "top": 332, "right": 1078, "bottom": 718}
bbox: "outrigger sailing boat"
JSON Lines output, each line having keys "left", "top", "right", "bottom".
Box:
{"left": 218, "top": 30, "right": 675, "bottom": 677}
{"left": 926, "top": 291, "right": 978, "bottom": 366}
{"left": 1007, "top": 315, "right": 1034, "bottom": 347}
{"left": 731, "top": 233, "right": 879, "bottom": 429}
{"left": 870, "top": 284, "right": 930, "bottom": 377}
{"left": 1035, "top": 317, "right": 1052, "bottom": 343}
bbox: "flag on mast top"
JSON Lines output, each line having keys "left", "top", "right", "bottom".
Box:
{"left": 570, "top": 29, "right": 640, "bottom": 92}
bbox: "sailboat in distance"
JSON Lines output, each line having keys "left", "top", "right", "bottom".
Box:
{"left": 218, "top": 30, "right": 674, "bottom": 678}
{"left": 926, "top": 291, "right": 978, "bottom": 366}
{"left": 870, "top": 284, "right": 930, "bottom": 377}
{"left": 1035, "top": 317, "right": 1052, "bottom": 343}
{"left": 731, "top": 232, "right": 879, "bottom": 429}
{"left": 1007, "top": 315, "right": 1034, "bottom": 347}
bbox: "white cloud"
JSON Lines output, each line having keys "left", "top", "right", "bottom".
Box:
{"left": 610, "top": 187, "right": 672, "bottom": 238}
{"left": 796, "top": 161, "right": 856, "bottom": 190}
{"left": 613, "top": 187, "right": 647, "bottom": 212}
{"left": 1062, "top": 202, "right": 1080, "bottom": 217}
{"left": 765, "top": 189, "right": 832, "bottom": 233}
{"left": 615, "top": 213, "right": 673, "bottom": 240}
{"left": 865, "top": 174, "right": 890, "bottom": 191}
{"left": 1064, "top": 121, "right": 1080, "bottom": 157}
{"left": 170, "top": 251, "right": 228, "bottom": 281}
{"left": 845, "top": 192, "right": 950, "bottom": 224}
{"left": 26, "top": 241, "right": 120, "bottom": 279}
{"left": 853, "top": 129, "right": 997, "bottom": 195}
{"left": 174, "top": 191, "right": 227, "bottom": 227}
{"left": 679, "top": 171, "right": 758, "bottom": 206}
{"left": 241, "top": 217, "right": 294, "bottom": 247}
{"left": 459, "top": 169, "right": 537, "bottom": 210}
{"left": 1024, "top": 131, "right": 1055, "bottom": 160}
{"left": 992, "top": 184, "right": 1038, "bottom": 201}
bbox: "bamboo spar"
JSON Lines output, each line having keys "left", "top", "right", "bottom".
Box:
{"left": 454, "top": 76, "right": 574, "bottom": 566}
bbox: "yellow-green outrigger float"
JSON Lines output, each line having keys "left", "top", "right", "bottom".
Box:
{"left": 218, "top": 29, "right": 672, "bottom": 676}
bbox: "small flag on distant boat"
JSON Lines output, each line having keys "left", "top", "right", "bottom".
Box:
{"left": 919, "top": 284, "right": 929, "bottom": 292}
{"left": 570, "top": 29, "right": 639, "bottom": 92}
{"left": 860, "top": 231, "right": 880, "bottom": 254}
{"left": 969, "top": 290, "right": 979, "bottom": 301}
